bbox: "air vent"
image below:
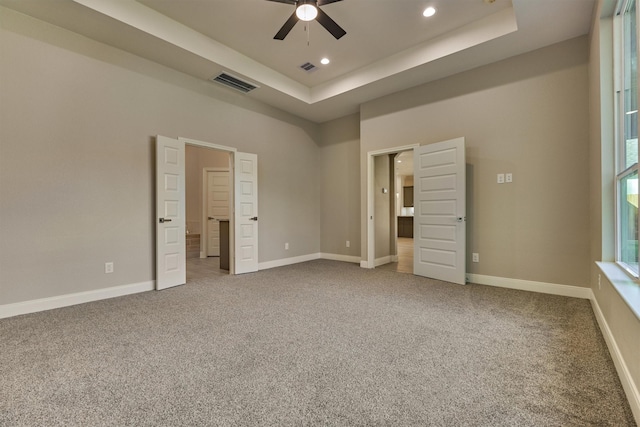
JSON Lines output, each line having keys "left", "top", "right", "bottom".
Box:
{"left": 210, "top": 72, "right": 258, "bottom": 93}
{"left": 299, "top": 62, "right": 318, "bottom": 73}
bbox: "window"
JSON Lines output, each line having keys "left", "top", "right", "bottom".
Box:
{"left": 616, "top": 0, "right": 639, "bottom": 275}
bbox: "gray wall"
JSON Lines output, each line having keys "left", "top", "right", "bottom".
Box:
{"left": 0, "top": 8, "right": 321, "bottom": 305}
{"left": 360, "top": 36, "right": 591, "bottom": 288}
{"left": 318, "top": 114, "right": 361, "bottom": 258}
{"left": 374, "top": 155, "right": 391, "bottom": 260}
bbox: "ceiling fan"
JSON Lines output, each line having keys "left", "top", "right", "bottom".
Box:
{"left": 266, "top": 0, "right": 347, "bottom": 41}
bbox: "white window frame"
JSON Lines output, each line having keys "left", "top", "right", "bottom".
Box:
{"left": 614, "top": 0, "right": 639, "bottom": 277}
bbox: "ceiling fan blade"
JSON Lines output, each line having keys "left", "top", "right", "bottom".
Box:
{"left": 265, "top": 0, "right": 296, "bottom": 4}
{"left": 274, "top": 11, "right": 299, "bottom": 40}
{"left": 315, "top": 8, "right": 346, "bottom": 39}
{"left": 317, "top": 0, "right": 343, "bottom": 5}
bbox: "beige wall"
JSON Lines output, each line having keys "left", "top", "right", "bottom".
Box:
{"left": 318, "top": 114, "right": 361, "bottom": 257}
{"left": 374, "top": 155, "right": 391, "bottom": 260}
{"left": 360, "top": 36, "right": 591, "bottom": 287}
{"left": 0, "top": 8, "right": 321, "bottom": 305}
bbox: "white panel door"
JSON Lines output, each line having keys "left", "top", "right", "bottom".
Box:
{"left": 414, "top": 137, "right": 466, "bottom": 285}
{"left": 206, "top": 170, "right": 230, "bottom": 257}
{"left": 156, "top": 135, "right": 186, "bottom": 290}
{"left": 235, "top": 152, "right": 258, "bottom": 274}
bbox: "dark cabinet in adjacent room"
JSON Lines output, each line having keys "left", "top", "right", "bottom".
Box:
{"left": 403, "top": 186, "right": 414, "bottom": 207}
{"left": 398, "top": 216, "right": 414, "bottom": 238}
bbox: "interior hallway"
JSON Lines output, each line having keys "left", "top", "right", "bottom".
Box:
{"left": 377, "top": 237, "right": 413, "bottom": 274}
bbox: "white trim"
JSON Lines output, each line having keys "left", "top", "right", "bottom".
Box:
{"left": 252, "top": 252, "right": 362, "bottom": 271}
{"left": 597, "top": 262, "right": 640, "bottom": 320}
{"left": 366, "top": 144, "right": 419, "bottom": 270}
{"left": 179, "top": 137, "right": 237, "bottom": 153}
{"left": 591, "top": 294, "right": 640, "bottom": 423}
{"left": 0, "top": 281, "right": 155, "bottom": 319}
{"left": 320, "top": 253, "right": 361, "bottom": 264}
{"left": 391, "top": 255, "right": 399, "bottom": 262}
{"left": 375, "top": 255, "right": 392, "bottom": 267}
{"left": 258, "top": 253, "right": 321, "bottom": 270}
{"left": 467, "top": 274, "right": 591, "bottom": 299}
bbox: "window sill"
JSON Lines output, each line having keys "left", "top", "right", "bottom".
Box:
{"left": 596, "top": 262, "right": 640, "bottom": 321}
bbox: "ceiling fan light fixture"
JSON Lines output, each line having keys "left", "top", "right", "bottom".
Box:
{"left": 296, "top": 3, "right": 318, "bottom": 21}
{"left": 423, "top": 6, "right": 436, "bottom": 17}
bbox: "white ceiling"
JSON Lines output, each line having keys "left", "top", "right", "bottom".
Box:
{"left": 0, "top": 0, "right": 596, "bottom": 123}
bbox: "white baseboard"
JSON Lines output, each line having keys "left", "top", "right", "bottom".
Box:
{"left": 391, "top": 255, "right": 399, "bottom": 262}
{"left": 258, "top": 253, "right": 321, "bottom": 270}
{"left": 320, "top": 253, "right": 361, "bottom": 264}
{"left": 591, "top": 295, "right": 640, "bottom": 424}
{"left": 0, "top": 281, "right": 155, "bottom": 319}
{"left": 375, "top": 256, "right": 392, "bottom": 267}
{"left": 258, "top": 253, "right": 363, "bottom": 270}
{"left": 467, "top": 274, "right": 591, "bottom": 299}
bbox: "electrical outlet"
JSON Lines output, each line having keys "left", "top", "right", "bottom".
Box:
{"left": 105, "top": 262, "right": 114, "bottom": 274}
{"left": 506, "top": 173, "right": 513, "bottom": 183}
{"left": 472, "top": 253, "right": 479, "bottom": 263}
{"left": 497, "top": 174, "right": 505, "bottom": 184}
{"left": 346, "top": 240, "right": 350, "bottom": 248}
{"left": 285, "top": 242, "right": 289, "bottom": 250}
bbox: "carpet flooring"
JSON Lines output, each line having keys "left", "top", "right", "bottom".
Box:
{"left": 0, "top": 260, "right": 636, "bottom": 426}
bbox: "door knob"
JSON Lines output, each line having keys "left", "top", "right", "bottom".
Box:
{"left": 249, "top": 216, "right": 258, "bottom": 221}
{"left": 456, "top": 217, "right": 466, "bottom": 222}
{"left": 159, "top": 218, "right": 172, "bottom": 223}
{"left": 208, "top": 217, "right": 216, "bottom": 220}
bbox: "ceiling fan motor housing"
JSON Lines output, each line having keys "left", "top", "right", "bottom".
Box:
{"left": 268, "top": 0, "right": 346, "bottom": 40}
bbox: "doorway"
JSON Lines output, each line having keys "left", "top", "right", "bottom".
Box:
{"left": 156, "top": 135, "right": 259, "bottom": 290}
{"left": 365, "top": 138, "right": 467, "bottom": 284}
{"left": 373, "top": 150, "right": 415, "bottom": 274}
{"left": 185, "top": 146, "right": 230, "bottom": 281}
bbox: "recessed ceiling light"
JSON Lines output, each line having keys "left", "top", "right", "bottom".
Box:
{"left": 320, "top": 58, "right": 330, "bottom": 65}
{"left": 423, "top": 6, "right": 436, "bottom": 17}
{"left": 397, "top": 160, "right": 402, "bottom": 163}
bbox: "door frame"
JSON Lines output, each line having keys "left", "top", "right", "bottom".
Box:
{"left": 201, "top": 167, "right": 230, "bottom": 258}
{"left": 364, "top": 144, "right": 419, "bottom": 269}
{"left": 180, "top": 137, "right": 237, "bottom": 275}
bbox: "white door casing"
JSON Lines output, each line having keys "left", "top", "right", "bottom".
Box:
{"left": 234, "top": 152, "right": 259, "bottom": 274}
{"left": 364, "top": 144, "right": 420, "bottom": 269}
{"left": 206, "top": 170, "right": 230, "bottom": 257}
{"left": 413, "top": 137, "right": 466, "bottom": 285}
{"left": 156, "top": 135, "right": 186, "bottom": 290}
